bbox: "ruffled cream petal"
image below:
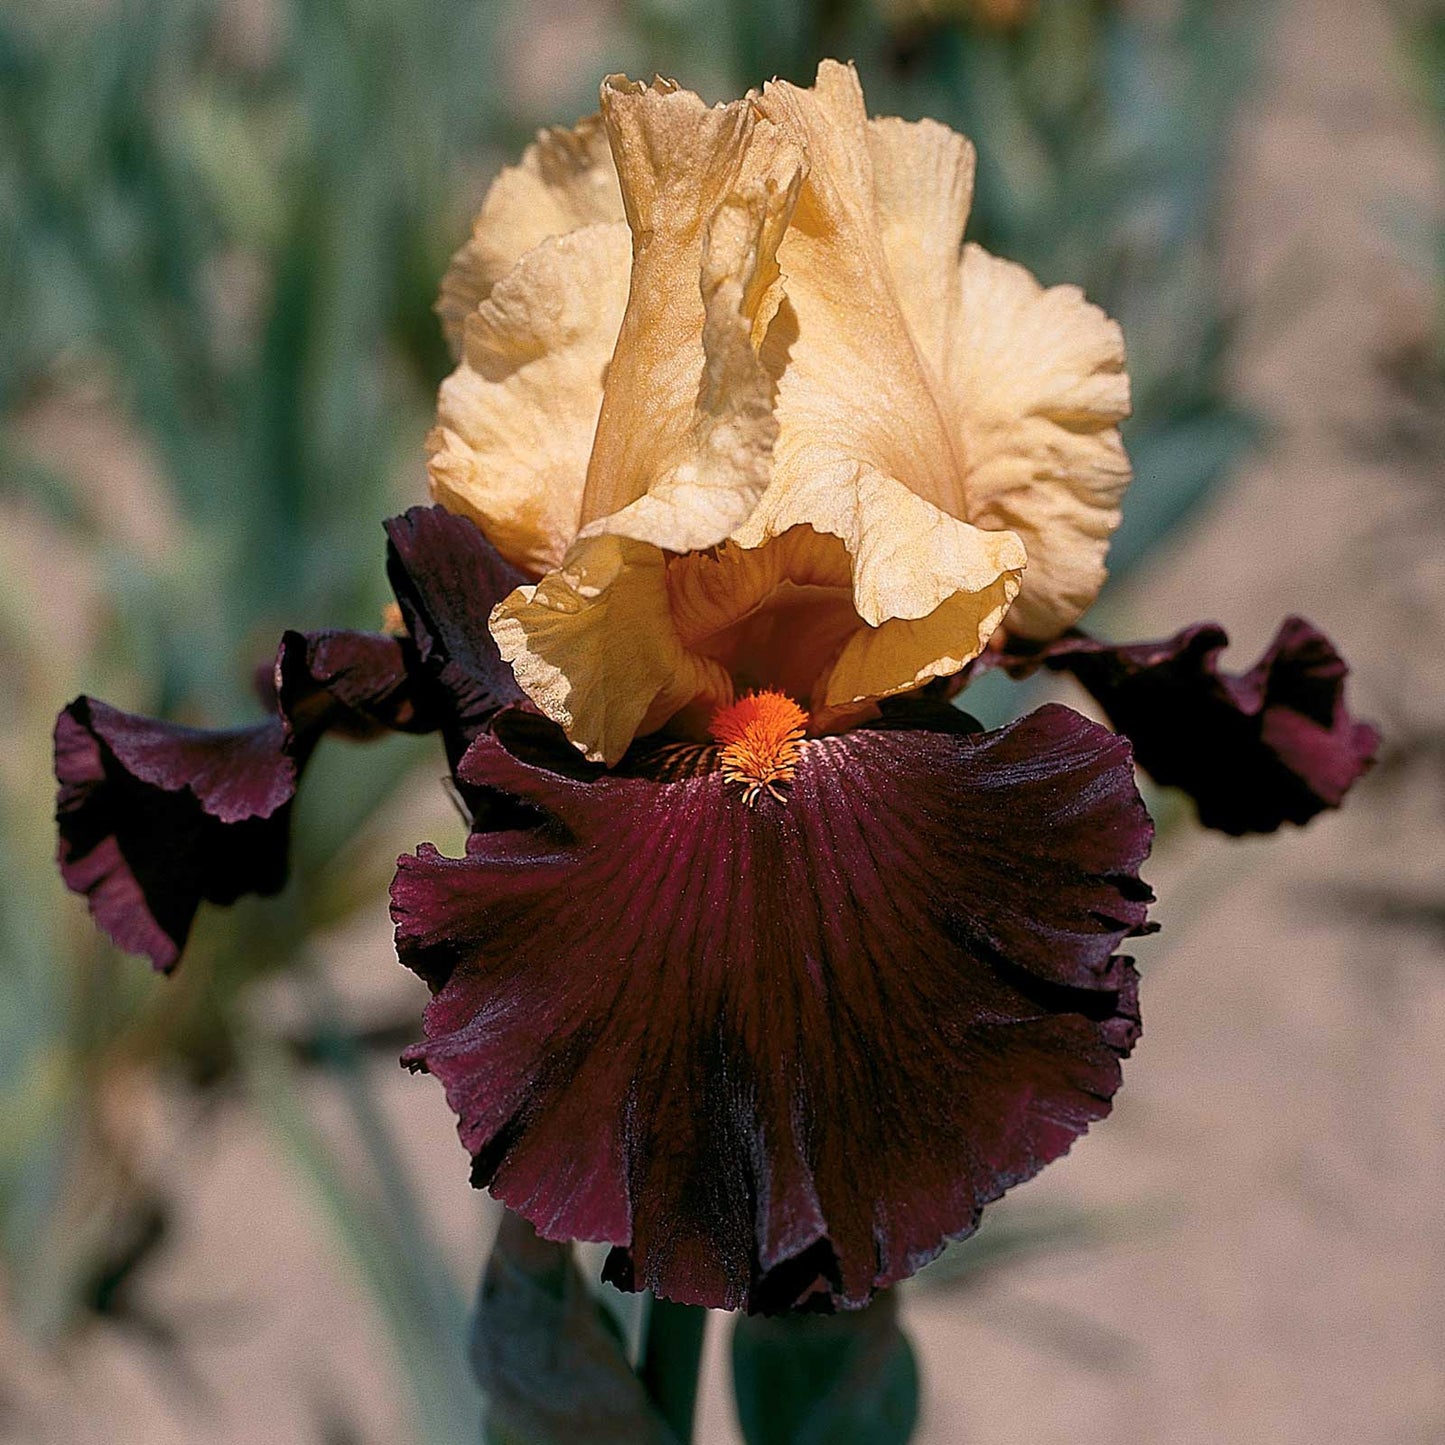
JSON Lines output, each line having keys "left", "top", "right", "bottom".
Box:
{"left": 866, "top": 114, "right": 975, "bottom": 377}
{"left": 728, "top": 63, "right": 1025, "bottom": 692}
{"left": 491, "top": 534, "right": 732, "bottom": 766}
{"left": 669, "top": 505, "right": 1021, "bottom": 722}
{"left": 470, "top": 62, "right": 1134, "bottom": 766}
{"left": 426, "top": 223, "right": 631, "bottom": 577}
{"left": 575, "top": 78, "right": 805, "bottom": 554}
{"left": 496, "top": 512, "right": 1019, "bottom": 763}
{"left": 729, "top": 471, "right": 1023, "bottom": 704}
{"left": 437, "top": 115, "right": 625, "bottom": 353}
{"left": 754, "top": 61, "right": 967, "bottom": 521}
{"left": 818, "top": 575, "right": 1015, "bottom": 719}
{"left": 735, "top": 466, "right": 1021, "bottom": 627}
{"left": 944, "top": 243, "right": 1131, "bottom": 639}
{"left": 666, "top": 529, "right": 856, "bottom": 706}
{"left": 578, "top": 183, "right": 800, "bottom": 555}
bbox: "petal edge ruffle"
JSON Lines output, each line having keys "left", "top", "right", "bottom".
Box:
{"left": 393, "top": 703, "right": 1152, "bottom": 1311}
{"left": 1031, "top": 617, "right": 1380, "bottom": 834}
{"left": 57, "top": 507, "right": 530, "bottom": 970}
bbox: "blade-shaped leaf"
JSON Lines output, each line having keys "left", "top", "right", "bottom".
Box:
{"left": 732, "top": 1293, "right": 920, "bottom": 1445}
{"left": 473, "top": 1213, "right": 679, "bottom": 1445}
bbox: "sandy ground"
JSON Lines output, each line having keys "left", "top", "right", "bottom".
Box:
{"left": 4, "top": 0, "right": 1442, "bottom": 1440}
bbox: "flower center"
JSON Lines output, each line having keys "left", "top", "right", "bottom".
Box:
{"left": 709, "top": 691, "right": 807, "bottom": 807}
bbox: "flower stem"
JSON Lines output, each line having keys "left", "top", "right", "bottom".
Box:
{"left": 639, "top": 1297, "right": 708, "bottom": 1442}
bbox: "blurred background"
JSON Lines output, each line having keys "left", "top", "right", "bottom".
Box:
{"left": 1, "top": 0, "right": 1441, "bottom": 1440}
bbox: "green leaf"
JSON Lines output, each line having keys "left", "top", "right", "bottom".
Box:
{"left": 638, "top": 1296, "right": 708, "bottom": 1441}
{"left": 732, "top": 1292, "right": 920, "bottom": 1445}
{"left": 473, "top": 1213, "right": 679, "bottom": 1445}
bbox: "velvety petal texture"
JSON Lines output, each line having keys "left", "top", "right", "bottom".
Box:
{"left": 438, "top": 60, "right": 1129, "bottom": 764}
{"left": 1037, "top": 617, "right": 1380, "bottom": 834}
{"left": 275, "top": 627, "right": 436, "bottom": 744}
{"left": 56, "top": 507, "right": 530, "bottom": 971}
{"left": 55, "top": 703, "right": 290, "bottom": 972}
{"left": 55, "top": 631, "right": 425, "bottom": 972}
{"left": 393, "top": 703, "right": 1153, "bottom": 1312}
{"left": 384, "top": 505, "right": 529, "bottom": 766}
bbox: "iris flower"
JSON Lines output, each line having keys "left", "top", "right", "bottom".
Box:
{"left": 54, "top": 64, "right": 1376, "bottom": 1313}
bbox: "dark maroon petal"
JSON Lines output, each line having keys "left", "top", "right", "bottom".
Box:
{"left": 56, "top": 500, "right": 533, "bottom": 973}
{"left": 55, "top": 700, "right": 292, "bottom": 972}
{"left": 55, "top": 628, "right": 433, "bottom": 972}
{"left": 275, "top": 628, "right": 437, "bottom": 744}
{"left": 393, "top": 704, "right": 1153, "bottom": 1313}
{"left": 1036, "top": 617, "right": 1380, "bottom": 835}
{"left": 384, "top": 506, "right": 527, "bottom": 764}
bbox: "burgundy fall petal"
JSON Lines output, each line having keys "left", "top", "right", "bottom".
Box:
{"left": 55, "top": 630, "right": 428, "bottom": 972}
{"left": 393, "top": 704, "right": 1153, "bottom": 1313}
{"left": 1036, "top": 617, "right": 1380, "bottom": 835}
{"left": 55, "top": 700, "right": 293, "bottom": 972}
{"left": 53, "top": 520, "right": 533, "bottom": 972}
{"left": 384, "top": 506, "right": 527, "bottom": 764}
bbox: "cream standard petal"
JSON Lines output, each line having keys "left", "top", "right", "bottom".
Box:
{"left": 579, "top": 178, "right": 801, "bottom": 554}
{"left": 853, "top": 111, "right": 1130, "bottom": 639}
{"left": 945, "top": 243, "right": 1131, "bottom": 639}
{"left": 755, "top": 61, "right": 967, "bottom": 521}
{"left": 437, "top": 115, "right": 625, "bottom": 353}
{"left": 426, "top": 223, "right": 631, "bottom": 577}
{"left": 576, "top": 78, "right": 805, "bottom": 552}
{"left": 728, "top": 64, "right": 1024, "bottom": 702}
{"left": 866, "top": 114, "right": 975, "bottom": 376}
{"left": 491, "top": 534, "right": 731, "bottom": 766}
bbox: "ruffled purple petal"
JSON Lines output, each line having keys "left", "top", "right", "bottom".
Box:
{"left": 393, "top": 704, "right": 1153, "bottom": 1313}
{"left": 56, "top": 501, "right": 535, "bottom": 972}
{"left": 55, "top": 631, "right": 427, "bottom": 972}
{"left": 55, "top": 701, "right": 293, "bottom": 972}
{"left": 1036, "top": 617, "right": 1379, "bottom": 835}
{"left": 384, "top": 506, "right": 527, "bottom": 765}
{"left": 275, "top": 627, "right": 437, "bottom": 745}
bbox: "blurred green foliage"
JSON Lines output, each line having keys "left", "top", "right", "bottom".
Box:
{"left": 0, "top": 0, "right": 494, "bottom": 1432}
{"left": 1, "top": 0, "right": 1275, "bottom": 1437}
{"left": 1402, "top": 0, "right": 1445, "bottom": 359}
{"left": 732, "top": 1294, "right": 918, "bottom": 1445}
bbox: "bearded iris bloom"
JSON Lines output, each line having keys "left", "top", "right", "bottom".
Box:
{"left": 54, "top": 63, "right": 1375, "bottom": 1313}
